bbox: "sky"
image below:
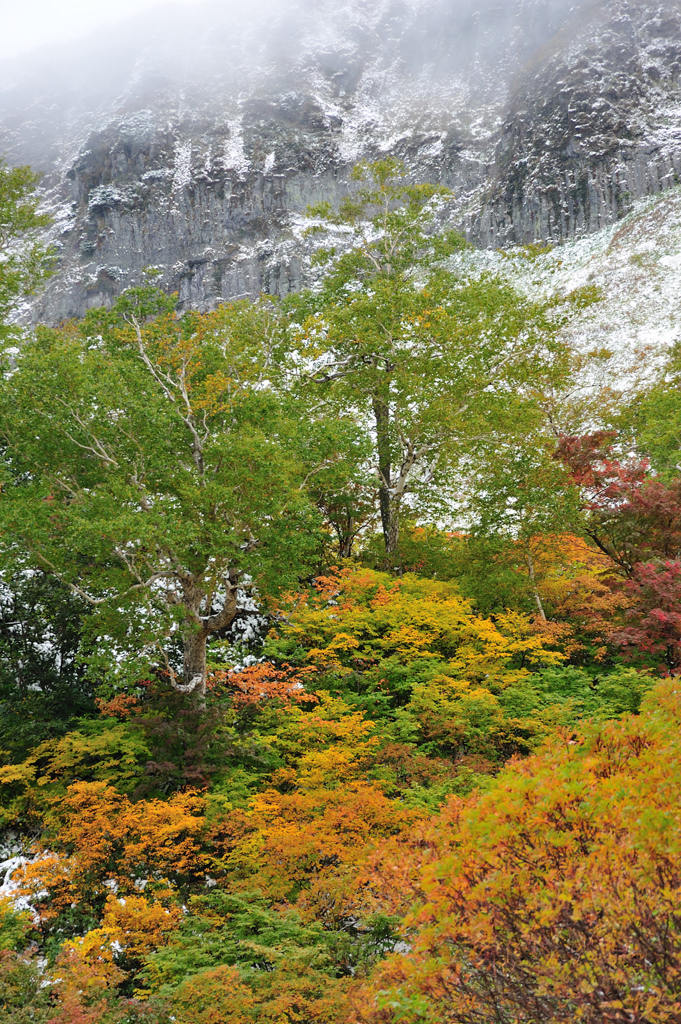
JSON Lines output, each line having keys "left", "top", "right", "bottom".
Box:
{"left": 0, "top": 0, "right": 209, "bottom": 61}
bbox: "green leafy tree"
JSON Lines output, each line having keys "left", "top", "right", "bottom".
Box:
{"left": 0, "top": 160, "right": 52, "bottom": 345}
{"left": 463, "top": 441, "right": 582, "bottom": 619}
{"left": 297, "top": 418, "right": 377, "bottom": 559}
{"left": 288, "top": 159, "right": 571, "bottom": 554}
{"left": 0, "top": 566, "right": 93, "bottom": 763}
{"left": 0, "top": 289, "right": 320, "bottom": 700}
{"left": 622, "top": 339, "right": 681, "bottom": 477}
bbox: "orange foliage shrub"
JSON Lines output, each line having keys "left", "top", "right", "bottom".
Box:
{"left": 210, "top": 662, "right": 318, "bottom": 707}
{"left": 48, "top": 943, "right": 125, "bottom": 1024}
{"left": 95, "top": 694, "right": 141, "bottom": 719}
{"left": 15, "top": 781, "right": 206, "bottom": 916}
{"left": 356, "top": 679, "right": 681, "bottom": 1024}
{"left": 210, "top": 780, "right": 423, "bottom": 925}
{"left": 71, "top": 891, "right": 183, "bottom": 970}
{"left": 526, "top": 533, "right": 631, "bottom": 649}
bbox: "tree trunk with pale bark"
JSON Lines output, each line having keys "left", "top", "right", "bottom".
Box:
{"left": 169, "top": 570, "right": 239, "bottom": 700}
{"left": 373, "top": 394, "right": 401, "bottom": 555}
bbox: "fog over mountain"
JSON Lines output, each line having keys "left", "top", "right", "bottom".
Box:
{"left": 2, "top": 0, "right": 681, "bottom": 321}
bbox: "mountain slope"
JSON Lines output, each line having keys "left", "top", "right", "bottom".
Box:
{"left": 450, "top": 183, "right": 681, "bottom": 390}
{"left": 2, "top": 0, "right": 681, "bottom": 320}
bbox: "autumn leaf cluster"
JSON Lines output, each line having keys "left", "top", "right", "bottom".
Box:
{"left": 1, "top": 161, "right": 681, "bottom": 1023}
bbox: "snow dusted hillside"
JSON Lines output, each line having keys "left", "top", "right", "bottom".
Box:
{"left": 449, "top": 184, "right": 681, "bottom": 388}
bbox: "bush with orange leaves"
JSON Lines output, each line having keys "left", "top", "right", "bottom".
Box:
{"left": 354, "top": 678, "right": 681, "bottom": 1024}
{"left": 7, "top": 783, "right": 206, "bottom": 1019}
{"left": 212, "top": 780, "right": 423, "bottom": 923}
{"left": 14, "top": 781, "right": 206, "bottom": 922}
{"left": 48, "top": 943, "right": 127, "bottom": 1024}
{"left": 209, "top": 661, "right": 319, "bottom": 708}
{"left": 520, "top": 533, "right": 632, "bottom": 654}
{"left": 206, "top": 692, "right": 423, "bottom": 924}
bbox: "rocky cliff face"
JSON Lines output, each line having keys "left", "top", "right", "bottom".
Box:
{"left": 478, "top": 0, "right": 681, "bottom": 241}
{"left": 2, "top": 0, "right": 681, "bottom": 321}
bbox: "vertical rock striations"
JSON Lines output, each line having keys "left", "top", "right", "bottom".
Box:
{"left": 1, "top": 0, "right": 681, "bottom": 320}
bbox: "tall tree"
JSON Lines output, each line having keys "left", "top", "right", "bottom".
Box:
{"left": 0, "top": 289, "right": 320, "bottom": 700}
{"left": 288, "top": 160, "right": 571, "bottom": 553}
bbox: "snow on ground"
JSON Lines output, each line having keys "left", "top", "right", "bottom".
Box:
{"left": 446, "top": 185, "right": 681, "bottom": 392}
{"left": 0, "top": 851, "right": 44, "bottom": 913}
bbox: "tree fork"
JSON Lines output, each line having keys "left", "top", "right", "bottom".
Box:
{"left": 173, "top": 573, "right": 239, "bottom": 701}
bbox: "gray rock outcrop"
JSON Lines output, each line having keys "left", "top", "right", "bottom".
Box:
{"left": 2, "top": 0, "right": 681, "bottom": 320}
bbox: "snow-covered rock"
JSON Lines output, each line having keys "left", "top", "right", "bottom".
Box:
{"left": 2, "top": 0, "right": 681, "bottom": 320}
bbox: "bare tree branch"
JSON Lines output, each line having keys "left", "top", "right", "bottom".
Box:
{"left": 128, "top": 315, "right": 207, "bottom": 482}
{"left": 32, "top": 552, "right": 107, "bottom": 606}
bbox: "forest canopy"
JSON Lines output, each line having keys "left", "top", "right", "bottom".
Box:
{"left": 0, "top": 160, "right": 679, "bottom": 1023}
